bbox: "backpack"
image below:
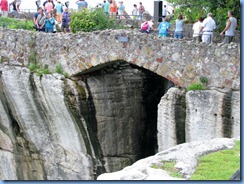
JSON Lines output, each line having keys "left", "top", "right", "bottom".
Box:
{"left": 141, "top": 21, "right": 149, "bottom": 31}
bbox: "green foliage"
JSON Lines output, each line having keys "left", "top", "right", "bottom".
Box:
{"left": 151, "top": 161, "right": 183, "bottom": 178}
{"left": 0, "top": 17, "right": 34, "bottom": 30}
{"left": 28, "top": 63, "right": 51, "bottom": 76}
{"left": 28, "top": 50, "right": 38, "bottom": 64}
{"left": 187, "top": 83, "right": 206, "bottom": 91}
{"left": 64, "top": 72, "right": 69, "bottom": 78}
{"left": 70, "top": 8, "right": 125, "bottom": 33}
{"left": 169, "top": 0, "right": 240, "bottom": 31}
{"left": 55, "top": 63, "right": 63, "bottom": 74}
{"left": 199, "top": 76, "right": 208, "bottom": 85}
{"left": 191, "top": 141, "right": 240, "bottom": 180}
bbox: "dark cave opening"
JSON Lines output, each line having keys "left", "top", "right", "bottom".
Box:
{"left": 79, "top": 60, "right": 174, "bottom": 172}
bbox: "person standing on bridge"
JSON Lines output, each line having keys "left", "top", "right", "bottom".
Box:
{"left": 192, "top": 17, "right": 203, "bottom": 43}
{"left": 199, "top": 13, "right": 216, "bottom": 44}
{"left": 36, "top": 7, "right": 46, "bottom": 32}
{"left": 138, "top": 2, "right": 145, "bottom": 20}
{"left": 9, "top": 0, "right": 20, "bottom": 18}
{"left": 109, "top": 0, "right": 117, "bottom": 18}
{"left": 55, "top": 1, "right": 63, "bottom": 24}
{"left": 45, "top": 0, "right": 54, "bottom": 13}
{"left": 103, "top": 0, "right": 110, "bottom": 15}
{"left": 76, "top": 0, "right": 87, "bottom": 10}
{"left": 220, "top": 10, "right": 237, "bottom": 44}
{"left": 0, "top": 0, "right": 8, "bottom": 17}
{"left": 174, "top": 13, "right": 184, "bottom": 39}
{"left": 132, "top": 4, "right": 138, "bottom": 20}
{"left": 118, "top": 1, "right": 125, "bottom": 19}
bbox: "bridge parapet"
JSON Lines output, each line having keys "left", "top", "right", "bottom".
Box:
{"left": 0, "top": 28, "right": 240, "bottom": 89}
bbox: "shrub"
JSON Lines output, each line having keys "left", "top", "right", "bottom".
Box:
{"left": 28, "top": 63, "right": 51, "bottom": 76}
{"left": 55, "top": 63, "right": 63, "bottom": 74}
{"left": 0, "top": 17, "right": 34, "bottom": 30}
{"left": 199, "top": 76, "right": 208, "bottom": 85}
{"left": 187, "top": 83, "right": 206, "bottom": 91}
{"left": 70, "top": 8, "right": 124, "bottom": 33}
{"left": 64, "top": 72, "right": 69, "bottom": 78}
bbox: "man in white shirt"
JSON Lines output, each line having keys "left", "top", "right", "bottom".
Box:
{"left": 199, "top": 13, "right": 216, "bottom": 44}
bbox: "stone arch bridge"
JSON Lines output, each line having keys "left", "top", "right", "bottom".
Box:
{"left": 0, "top": 28, "right": 240, "bottom": 89}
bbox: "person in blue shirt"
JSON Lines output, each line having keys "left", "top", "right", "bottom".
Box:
{"left": 76, "top": 0, "right": 87, "bottom": 10}
{"left": 118, "top": 1, "right": 125, "bottom": 19}
{"left": 174, "top": 14, "right": 184, "bottom": 39}
{"left": 45, "top": 12, "right": 55, "bottom": 33}
{"left": 55, "top": 1, "right": 63, "bottom": 23}
{"left": 158, "top": 17, "right": 170, "bottom": 37}
{"left": 103, "top": 0, "right": 110, "bottom": 15}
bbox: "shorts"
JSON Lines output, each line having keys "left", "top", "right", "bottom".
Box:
{"left": 202, "top": 34, "right": 213, "bottom": 44}
{"left": 61, "top": 23, "right": 69, "bottom": 31}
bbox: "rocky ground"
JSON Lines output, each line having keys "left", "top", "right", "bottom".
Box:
{"left": 97, "top": 137, "right": 240, "bottom": 180}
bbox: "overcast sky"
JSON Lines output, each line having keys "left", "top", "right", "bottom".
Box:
{"left": 20, "top": 0, "right": 172, "bottom": 15}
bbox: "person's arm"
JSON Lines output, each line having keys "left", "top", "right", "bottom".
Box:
{"left": 16, "top": 3, "right": 20, "bottom": 13}
{"left": 220, "top": 19, "right": 231, "bottom": 35}
{"left": 40, "top": 16, "right": 46, "bottom": 28}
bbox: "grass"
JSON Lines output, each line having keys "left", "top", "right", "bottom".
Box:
{"left": 55, "top": 63, "right": 63, "bottom": 74}
{"left": 191, "top": 140, "right": 240, "bottom": 180}
{"left": 187, "top": 83, "right": 206, "bottom": 91}
{"left": 28, "top": 63, "right": 51, "bottom": 76}
{"left": 151, "top": 161, "right": 183, "bottom": 178}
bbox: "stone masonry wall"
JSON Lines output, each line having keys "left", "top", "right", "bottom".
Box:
{"left": 0, "top": 28, "right": 240, "bottom": 89}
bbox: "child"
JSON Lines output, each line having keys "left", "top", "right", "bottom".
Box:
{"left": 158, "top": 17, "right": 170, "bottom": 37}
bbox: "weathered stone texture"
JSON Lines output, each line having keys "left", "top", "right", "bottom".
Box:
{"left": 0, "top": 66, "right": 94, "bottom": 180}
{"left": 157, "top": 88, "right": 240, "bottom": 151}
{"left": 185, "top": 90, "right": 240, "bottom": 142}
{"left": 0, "top": 28, "right": 240, "bottom": 89}
{"left": 157, "top": 87, "right": 186, "bottom": 151}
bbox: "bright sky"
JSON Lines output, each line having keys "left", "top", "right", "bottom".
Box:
{"left": 20, "top": 0, "right": 172, "bottom": 15}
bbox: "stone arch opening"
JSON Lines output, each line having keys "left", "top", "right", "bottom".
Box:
{"left": 79, "top": 60, "right": 174, "bottom": 173}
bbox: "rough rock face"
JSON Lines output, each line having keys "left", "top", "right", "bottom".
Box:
{"left": 157, "top": 87, "right": 186, "bottom": 151}
{"left": 157, "top": 88, "right": 240, "bottom": 151}
{"left": 83, "top": 61, "right": 169, "bottom": 172}
{"left": 0, "top": 65, "right": 95, "bottom": 180}
{"left": 97, "top": 137, "right": 239, "bottom": 180}
{"left": 185, "top": 90, "right": 240, "bottom": 142}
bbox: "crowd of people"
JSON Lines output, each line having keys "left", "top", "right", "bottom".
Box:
{"left": 140, "top": 10, "right": 237, "bottom": 44}
{"left": 0, "top": 0, "right": 21, "bottom": 18}
{"left": 33, "top": 0, "right": 70, "bottom": 33}
{"left": 0, "top": 0, "right": 238, "bottom": 43}
{"left": 99, "top": 0, "right": 146, "bottom": 20}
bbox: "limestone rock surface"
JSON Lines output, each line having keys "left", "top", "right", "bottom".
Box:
{"left": 97, "top": 137, "right": 238, "bottom": 180}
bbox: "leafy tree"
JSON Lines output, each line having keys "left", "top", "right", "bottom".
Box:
{"left": 168, "top": 0, "right": 240, "bottom": 31}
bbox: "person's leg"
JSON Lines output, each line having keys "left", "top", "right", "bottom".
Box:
{"left": 2, "top": 11, "right": 8, "bottom": 17}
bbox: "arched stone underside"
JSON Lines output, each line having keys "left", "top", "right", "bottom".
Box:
{"left": 0, "top": 29, "right": 240, "bottom": 89}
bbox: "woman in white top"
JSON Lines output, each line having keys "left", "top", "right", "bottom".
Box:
{"left": 192, "top": 17, "right": 203, "bottom": 43}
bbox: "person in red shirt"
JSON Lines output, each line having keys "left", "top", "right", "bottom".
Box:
{"left": 109, "top": 0, "right": 117, "bottom": 18}
{"left": 0, "top": 0, "right": 9, "bottom": 17}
